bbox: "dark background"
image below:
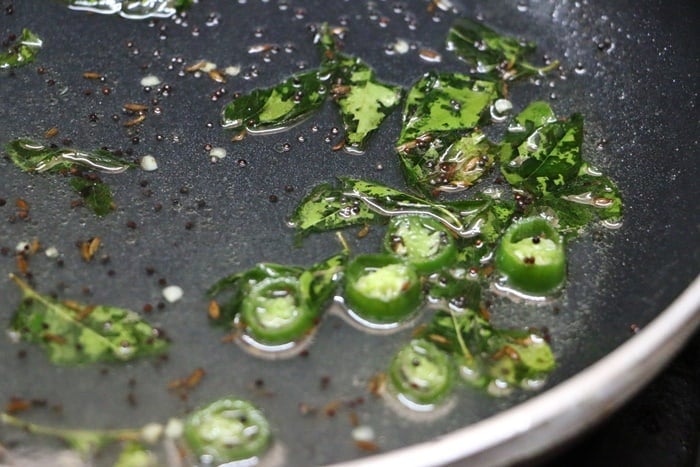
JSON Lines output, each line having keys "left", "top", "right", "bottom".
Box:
{"left": 540, "top": 330, "right": 700, "bottom": 467}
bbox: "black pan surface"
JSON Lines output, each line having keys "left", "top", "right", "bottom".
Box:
{"left": 0, "top": 0, "right": 698, "bottom": 465}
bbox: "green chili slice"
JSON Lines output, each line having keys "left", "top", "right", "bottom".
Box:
{"left": 344, "top": 254, "right": 421, "bottom": 324}
{"left": 495, "top": 216, "right": 565, "bottom": 295}
{"left": 384, "top": 215, "right": 457, "bottom": 274}
{"left": 389, "top": 339, "right": 454, "bottom": 406}
{"left": 241, "top": 276, "right": 316, "bottom": 344}
{"left": 184, "top": 397, "right": 271, "bottom": 464}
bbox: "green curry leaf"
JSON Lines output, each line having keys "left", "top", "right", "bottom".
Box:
{"left": 427, "top": 274, "right": 482, "bottom": 313}
{"left": 500, "top": 104, "right": 584, "bottom": 196}
{"left": 397, "top": 71, "right": 498, "bottom": 147}
{"left": 8, "top": 274, "right": 169, "bottom": 365}
{"left": 531, "top": 168, "right": 623, "bottom": 237}
{"left": 299, "top": 252, "right": 347, "bottom": 311}
{"left": 0, "top": 412, "right": 131, "bottom": 456}
{"left": 398, "top": 130, "right": 499, "bottom": 196}
{"left": 446, "top": 17, "right": 558, "bottom": 81}
{"left": 221, "top": 70, "right": 328, "bottom": 135}
{"left": 328, "top": 55, "right": 403, "bottom": 153}
{"left": 222, "top": 24, "right": 401, "bottom": 152}
{"left": 5, "top": 139, "right": 134, "bottom": 174}
{"left": 291, "top": 178, "right": 507, "bottom": 240}
{"left": 0, "top": 29, "right": 42, "bottom": 70}
{"left": 4, "top": 139, "right": 134, "bottom": 216}
{"left": 70, "top": 177, "right": 116, "bottom": 216}
{"left": 421, "top": 309, "right": 555, "bottom": 393}
{"left": 65, "top": 0, "right": 193, "bottom": 19}
{"left": 289, "top": 182, "right": 379, "bottom": 238}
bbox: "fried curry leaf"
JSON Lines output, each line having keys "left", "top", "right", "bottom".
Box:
{"left": 316, "top": 24, "right": 402, "bottom": 154}
{"left": 221, "top": 69, "right": 328, "bottom": 135}
{"left": 65, "top": 0, "right": 193, "bottom": 19}
{"left": 0, "top": 29, "right": 43, "bottom": 70}
{"left": 70, "top": 177, "right": 115, "bottom": 216}
{"left": 318, "top": 24, "right": 403, "bottom": 153}
{"left": 8, "top": 274, "right": 169, "bottom": 365}
{"left": 290, "top": 182, "right": 379, "bottom": 238}
{"left": 64, "top": 0, "right": 121, "bottom": 15}
{"left": 396, "top": 71, "right": 498, "bottom": 147}
{"left": 223, "top": 24, "right": 401, "bottom": 151}
{"left": 0, "top": 412, "right": 137, "bottom": 456}
{"left": 504, "top": 100, "right": 557, "bottom": 146}
{"left": 499, "top": 103, "right": 622, "bottom": 234}
{"left": 330, "top": 57, "right": 403, "bottom": 154}
{"left": 399, "top": 130, "right": 499, "bottom": 196}
{"left": 5, "top": 139, "right": 134, "bottom": 216}
{"left": 421, "top": 309, "right": 555, "bottom": 393}
{"left": 172, "top": 0, "right": 194, "bottom": 12}
{"left": 5, "top": 139, "right": 133, "bottom": 174}
{"left": 500, "top": 103, "right": 584, "bottom": 196}
{"left": 427, "top": 273, "right": 482, "bottom": 313}
{"left": 446, "top": 17, "right": 558, "bottom": 81}
{"left": 299, "top": 252, "right": 348, "bottom": 311}
{"left": 291, "top": 178, "right": 507, "bottom": 239}
{"left": 531, "top": 168, "right": 623, "bottom": 236}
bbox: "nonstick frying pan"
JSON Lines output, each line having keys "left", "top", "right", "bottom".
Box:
{"left": 0, "top": 1, "right": 698, "bottom": 466}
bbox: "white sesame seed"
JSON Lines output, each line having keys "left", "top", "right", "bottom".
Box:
{"left": 209, "top": 147, "right": 227, "bottom": 159}
{"left": 162, "top": 285, "right": 184, "bottom": 303}
{"left": 393, "top": 39, "right": 410, "bottom": 54}
{"left": 351, "top": 425, "right": 375, "bottom": 442}
{"left": 140, "top": 155, "right": 159, "bottom": 171}
{"left": 140, "top": 75, "right": 162, "bottom": 87}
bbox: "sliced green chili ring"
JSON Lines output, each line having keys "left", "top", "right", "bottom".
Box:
{"left": 383, "top": 215, "right": 457, "bottom": 274}
{"left": 495, "top": 216, "right": 565, "bottom": 295}
{"left": 389, "top": 339, "right": 454, "bottom": 406}
{"left": 184, "top": 397, "right": 271, "bottom": 464}
{"left": 344, "top": 254, "right": 422, "bottom": 324}
{"left": 241, "top": 276, "right": 316, "bottom": 344}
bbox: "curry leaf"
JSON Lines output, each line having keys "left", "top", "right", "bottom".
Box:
{"left": 5, "top": 139, "right": 134, "bottom": 174}
{"left": 289, "top": 182, "right": 379, "bottom": 238}
{"left": 0, "top": 29, "right": 42, "bottom": 70}
{"left": 499, "top": 102, "right": 622, "bottom": 235}
{"left": 531, "top": 168, "right": 623, "bottom": 236}
{"left": 221, "top": 70, "right": 328, "bottom": 135}
{"left": 421, "top": 309, "right": 555, "bottom": 393}
{"left": 396, "top": 71, "right": 498, "bottom": 147}
{"left": 328, "top": 55, "right": 403, "bottom": 154}
{"left": 299, "top": 252, "right": 347, "bottom": 311}
{"left": 427, "top": 274, "right": 482, "bottom": 313}
{"left": 504, "top": 100, "right": 557, "bottom": 146}
{"left": 0, "top": 412, "right": 144, "bottom": 456}
{"left": 8, "top": 274, "right": 169, "bottom": 365}
{"left": 65, "top": 0, "right": 193, "bottom": 19}
{"left": 5, "top": 139, "right": 134, "bottom": 216}
{"left": 398, "top": 130, "right": 499, "bottom": 196}
{"left": 291, "top": 178, "right": 506, "bottom": 239}
{"left": 500, "top": 103, "right": 584, "bottom": 196}
{"left": 70, "top": 177, "right": 116, "bottom": 216}
{"left": 446, "top": 17, "right": 558, "bottom": 81}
